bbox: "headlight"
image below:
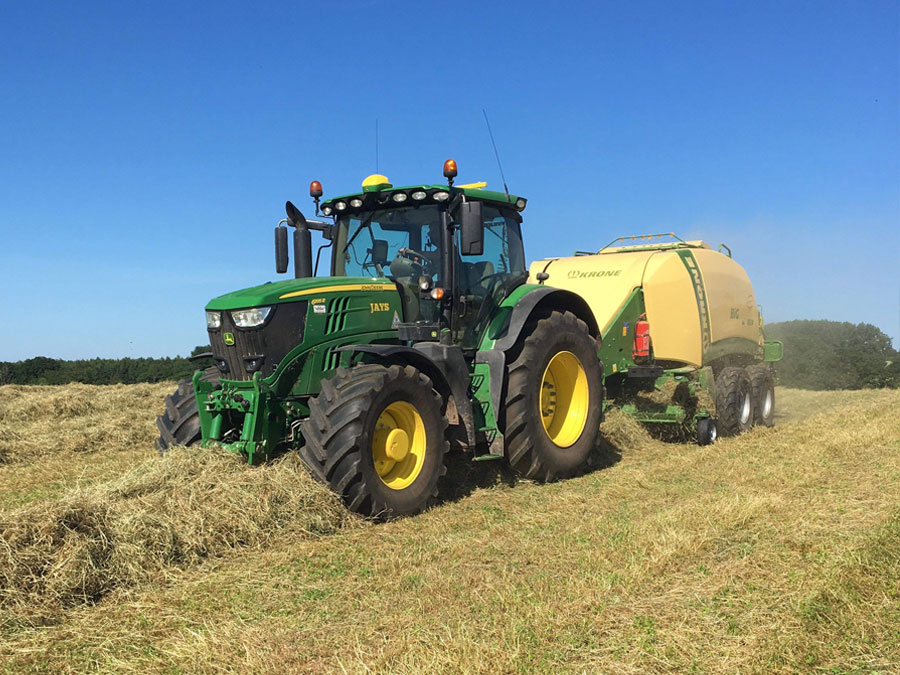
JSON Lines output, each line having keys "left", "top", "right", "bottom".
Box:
{"left": 411, "top": 191, "right": 427, "bottom": 200}
{"left": 322, "top": 205, "right": 333, "bottom": 216}
{"left": 206, "top": 311, "right": 222, "bottom": 329}
{"left": 392, "top": 192, "right": 408, "bottom": 203}
{"left": 335, "top": 201, "right": 347, "bottom": 211}
{"left": 350, "top": 198, "right": 363, "bottom": 208}
{"left": 433, "top": 191, "right": 450, "bottom": 202}
{"left": 231, "top": 306, "right": 272, "bottom": 328}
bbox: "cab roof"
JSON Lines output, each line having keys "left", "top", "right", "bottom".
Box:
{"left": 321, "top": 183, "right": 527, "bottom": 215}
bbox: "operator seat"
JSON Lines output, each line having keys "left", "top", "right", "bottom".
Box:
{"left": 389, "top": 254, "right": 422, "bottom": 322}
{"left": 463, "top": 261, "right": 495, "bottom": 295}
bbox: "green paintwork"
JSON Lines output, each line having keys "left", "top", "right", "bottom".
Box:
{"left": 764, "top": 339, "right": 784, "bottom": 362}
{"left": 477, "top": 283, "right": 544, "bottom": 352}
{"left": 471, "top": 361, "right": 502, "bottom": 454}
{"left": 675, "top": 249, "right": 712, "bottom": 356}
{"left": 198, "top": 279, "right": 406, "bottom": 463}
{"left": 595, "top": 288, "right": 646, "bottom": 378}
{"left": 199, "top": 275, "right": 548, "bottom": 465}
{"left": 619, "top": 403, "right": 686, "bottom": 423}
{"left": 205, "top": 277, "right": 395, "bottom": 311}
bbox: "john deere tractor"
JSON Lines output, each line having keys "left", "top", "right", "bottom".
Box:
{"left": 157, "top": 160, "right": 780, "bottom": 519}
{"left": 157, "top": 161, "right": 604, "bottom": 518}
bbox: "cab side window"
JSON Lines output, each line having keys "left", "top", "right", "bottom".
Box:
{"left": 456, "top": 206, "right": 525, "bottom": 347}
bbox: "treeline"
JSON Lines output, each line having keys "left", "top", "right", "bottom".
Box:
{"left": 2, "top": 321, "right": 898, "bottom": 390}
{"left": 766, "top": 320, "right": 899, "bottom": 390}
{"left": 0, "top": 347, "right": 214, "bottom": 385}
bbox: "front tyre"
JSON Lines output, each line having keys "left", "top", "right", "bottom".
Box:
{"left": 300, "top": 364, "right": 449, "bottom": 520}
{"left": 504, "top": 310, "right": 604, "bottom": 481}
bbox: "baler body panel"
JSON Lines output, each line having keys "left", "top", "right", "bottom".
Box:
{"left": 641, "top": 251, "right": 705, "bottom": 365}
{"left": 527, "top": 252, "right": 652, "bottom": 334}
{"left": 691, "top": 248, "right": 758, "bottom": 350}
{"left": 529, "top": 243, "right": 762, "bottom": 368}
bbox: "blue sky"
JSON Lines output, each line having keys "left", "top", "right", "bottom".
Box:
{"left": 1, "top": 0, "right": 897, "bottom": 361}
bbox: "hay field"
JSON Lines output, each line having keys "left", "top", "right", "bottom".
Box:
{"left": 0, "top": 383, "right": 898, "bottom": 673}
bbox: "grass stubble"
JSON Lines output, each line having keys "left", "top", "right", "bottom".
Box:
{"left": 0, "top": 384, "right": 897, "bottom": 673}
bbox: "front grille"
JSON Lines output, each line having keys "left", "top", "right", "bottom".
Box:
{"left": 208, "top": 301, "right": 307, "bottom": 380}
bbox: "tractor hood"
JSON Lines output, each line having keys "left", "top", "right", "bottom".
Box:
{"left": 205, "top": 277, "right": 396, "bottom": 311}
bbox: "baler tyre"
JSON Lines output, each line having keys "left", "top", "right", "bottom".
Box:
{"left": 155, "top": 367, "right": 220, "bottom": 455}
{"left": 748, "top": 365, "right": 775, "bottom": 427}
{"left": 503, "top": 310, "right": 604, "bottom": 481}
{"left": 714, "top": 367, "right": 752, "bottom": 436}
{"left": 696, "top": 417, "right": 718, "bottom": 445}
{"left": 299, "top": 364, "right": 449, "bottom": 520}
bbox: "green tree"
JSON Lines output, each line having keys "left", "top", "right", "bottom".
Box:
{"left": 767, "top": 320, "right": 899, "bottom": 390}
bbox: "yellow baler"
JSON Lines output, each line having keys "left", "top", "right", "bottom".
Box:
{"left": 529, "top": 235, "right": 782, "bottom": 440}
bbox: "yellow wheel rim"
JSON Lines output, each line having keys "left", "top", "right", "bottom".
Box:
{"left": 372, "top": 401, "right": 427, "bottom": 490}
{"left": 540, "top": 351, "right": 589, "bottom": 448}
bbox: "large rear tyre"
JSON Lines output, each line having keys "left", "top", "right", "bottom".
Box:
{"left": 747, "top": 365, "right": 775, "bottom": 427}
{"left": 714, "top": 366, "right": 752, "bottom": 436}
{"left": 155, "top": 367, "right": 220, "bottom": 455}
{"left": 503, "top": 310, "right": 604, "bottom": 481}
{"left": 300, "top": 364, "right": 449, "bottom": 520}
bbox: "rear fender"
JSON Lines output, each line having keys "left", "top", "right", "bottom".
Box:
{"left": 476, "top": 286, "right": 601, "bottom": 429}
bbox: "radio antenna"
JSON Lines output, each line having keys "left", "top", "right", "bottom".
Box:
{"left": 482, "top": 109, "right": 509, "bottom": 199}
{"left": 375, "top": 118, "right": 379, "bottom": 174}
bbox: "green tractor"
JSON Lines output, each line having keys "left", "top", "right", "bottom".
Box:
{"left": 157, "top": 161, "right": 605, "bottom": 518}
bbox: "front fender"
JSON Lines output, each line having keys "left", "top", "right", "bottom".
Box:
{"left": 334, "top": 343, "right": 477, "bottom": 449}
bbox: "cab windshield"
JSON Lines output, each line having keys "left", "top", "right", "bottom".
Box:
{"left": 332, "top": 203, "right": 526, "bottom": 334}
{"left": 333, "top": 206, "right": 443, "bottom": 281}
{"left": 332, "top": 204, "right": 525, "bottom": 282}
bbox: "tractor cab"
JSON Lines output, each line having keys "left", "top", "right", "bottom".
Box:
{"left": 287, "top": 161, "right": 529, "bottom": 349}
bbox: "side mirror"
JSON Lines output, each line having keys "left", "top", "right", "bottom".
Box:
{"left": 458, "top": 201, "right": 484, "bottom": 256}
{"left": 275, "top": 225, "right": 289, "bottom": 273}
{"left": 370, "top": 239, "right": 389, "bottom": 266}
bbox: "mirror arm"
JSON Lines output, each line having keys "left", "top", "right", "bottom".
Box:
{"left": 314, "top": 240, "right": 333, "bottom": 276}
{"left": 304, "top": 218, "right": 334, "bottom": 241}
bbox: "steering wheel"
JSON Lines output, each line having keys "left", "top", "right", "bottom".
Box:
{"left": 477, "top": 272, "right": 508, "bottom": 284}
{"left": 475, "top": 272, "right": 509, "bottom": 293}
{"left": 389, "top": 247, "right": 431, "bottom": 279}
{"left": 397, "top": 247, "right": 431, "bottom": 267}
